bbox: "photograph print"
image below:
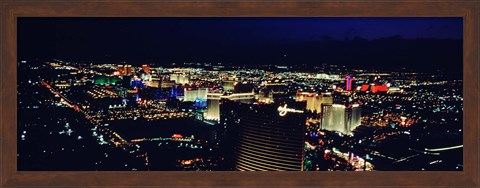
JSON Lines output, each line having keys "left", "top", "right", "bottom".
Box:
{"left": 17, "top": 17, "right": 463, "bottom": 171}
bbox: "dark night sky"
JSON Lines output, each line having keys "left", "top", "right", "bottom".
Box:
{"left": 18, "top": 17, "right": 462, "bottom": 73}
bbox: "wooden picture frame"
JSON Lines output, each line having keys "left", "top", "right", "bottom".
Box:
{"left": 1, "top": 0, "right": 478, "bottom": 187}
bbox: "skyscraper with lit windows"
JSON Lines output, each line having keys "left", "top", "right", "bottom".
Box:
{"left": 321, "top": 103, "right": 361, "bottom": 134}
{"left": 234, "top": 103, "right": 305, "bottom": 171}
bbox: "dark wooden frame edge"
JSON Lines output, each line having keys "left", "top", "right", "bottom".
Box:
{"left": 1, "top": 0, "right": 478, "bottom": 187}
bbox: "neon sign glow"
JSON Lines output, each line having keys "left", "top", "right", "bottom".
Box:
{"left": 278, "top": 104, "right": 304, "bottom": 116}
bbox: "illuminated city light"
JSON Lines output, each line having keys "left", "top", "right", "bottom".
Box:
{"left": 277, "top": 104, "right": 304, "bottom": 116}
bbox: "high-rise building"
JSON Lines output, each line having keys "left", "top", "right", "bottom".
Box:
{"left": 234, "top": 103, "right": 306, "bottom": 171}
{"left": 351, "top": 104, "right": 361, "bottom": 130}
{"left": 321, "top": 104, "right": 361, "bottom": 135}
{"left": 204, "top": 92, "right": 255, "bottom": 122}
{"left": 204, "top": 99, "right": 220, "bottom": 121}
{"left": 217, "top": 100, "right": 250, "bottom": 170}
{"left": 305, "top": 95, "right": 319, "bottom": 113}
{"left": 183, "top": 88, "right": 208, "bottom": 102}
{"left": 344, "top": 76, "right": 356, "bottom": 91}
{"left": 170, "top": 74, "right": 189, "bottom": 85}
{"left": 296, "top": 92, "right": 333, "bottom": 113}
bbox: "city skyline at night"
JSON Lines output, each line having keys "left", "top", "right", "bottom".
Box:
{"left": 17, "top": 17, "right": 463, "bottom": 171}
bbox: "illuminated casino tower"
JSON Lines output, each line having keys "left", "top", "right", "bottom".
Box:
{"left": 170, "top": 74, "right": 189, "bottom": 85}
{"left": 321, "top": 104, "right": 361, "bottom": 134}
{"left": 296, "top": 92, "right": 333, "bottom": 114}
{"left": 344, "top": 76, "right": 356, "bottom": 91}
{"left": 234, "top": 103, "right": 305, "bottom": 171}
{"left": 183, "top": 88, "right": 208, "bottom": 102}
{"left": 204, "top": 99, "right": 220, "bottom": 121}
